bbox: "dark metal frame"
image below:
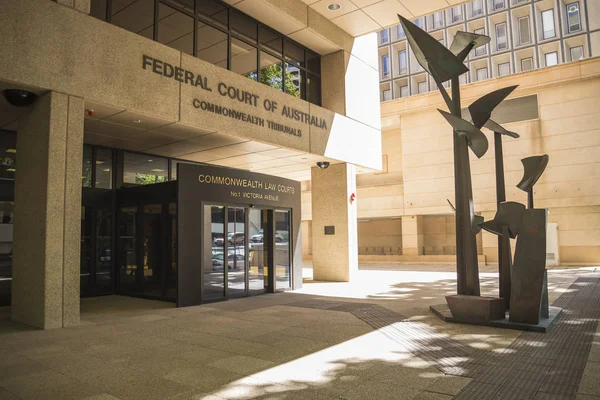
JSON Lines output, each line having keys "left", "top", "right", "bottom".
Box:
{"left": 93, "top": 0, "right": 321, "bottom": 105}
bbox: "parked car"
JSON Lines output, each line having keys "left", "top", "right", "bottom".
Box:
{"left": 214, "top": 232, "right": 245, "bottom": 246}
{"left": 250, "top": 229, "right": 284, "bottom": 243}
{"left": 211, "top": 253, "right": 245, "bottom": 271}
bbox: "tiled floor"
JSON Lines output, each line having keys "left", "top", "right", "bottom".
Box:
{"left": 0, "top": 264, "right": 599, "bottom": 400}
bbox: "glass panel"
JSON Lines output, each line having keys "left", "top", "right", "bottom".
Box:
{"left": 397, "top": 25, "right": 405, "bottom": 39}
{"left": 90, "top": 0, "right": 107, "bottom": 20}
{"left": 230, "top": 9, "right": 257, "bottom": 42}
{"left": 306, "top": 74, "right": 321, "bottom": 106}
{"left": 498, "top": 62, "right": 510, "bottom": 76}
{"left": 204, "top": 205, "right": 225, "bottom": 300}
{"left": 494, "top": 0, "right": 505, "bottom": 10}
{"left": 95, "top": 147, "right": 113, "bottom": 189}
{"left": 248, "top": 209, "right": 268, "bottom": 291}
{"left": 381, "top": 54, "right": 390, "bottom": 79}
{"left": 571, "top": 46, "right": 584, "bottom": 61}
{"left": 567, "top": 3, "right": 581, "bottom": 32}
{"left": 452, "top": 6, "right": 463, "bottom": 23}
{"left": 95, "top": 209, "right": 113, "bottom": 293}
{"left": 472, "top": 0, "right": 484, "bottom": 16}
{"left": 496, "top": 23, "right": 508, "bottom": 50}
{"left": 542, "top": 9, "right": 555, "bottom": 39}
{"left": 383, "top": 89, "right": 391, "bottom": 101}
{"left": 519, "top": 16, "right": 531, "bottom": 45}
{"left": 142, "top": 204, "right": 163, "bottom": 298}
{"left": 196, "top": 0, "right": 227, "bottom": 28}
{"left": 123, "top": 152, "right": 168, "bottom": 186}
{"left": 400, "top": 85, "right": 409, "bottom": 97}
{"left": 545, "top": 51, "right": 558, "bottom": 66}
{"left": 260, "top": 51, "right": 283, "bottom": 91}
{"left": 231, "top": 38, "right": 258, "bottom": 81}
{"left": 260, "top": 26, "right": 282, "bottom": 56}
{"left": 380, "top": 29, "right": 389, "bottom": 44}
{"left": 477, "top": 67, "right": 488, "bottom": 80}
{"left": 118, "top": 206, "right": 138, "bottom": 293}
{"left": 227, "top": 207, "right": 246, "bottom": 295}
{"left": 0, "top": 201, "right": 14, "bottom": 306}
{"left": 433, "top": 12, "right": 444, "bottom": 29}
{"left": 306, "top": 51, "right": 320, "bottom": 75}
{"left": 158, "top": 3, "right": 194, "bottom": 55}
{"left": 285, "top": 63, "right": 303, "bottom": 98}
{"left": 197, "top": 22, "right": 228, "bottom": 69}
{"left": 414, "top": 18, "right": 425, "bottom": 29}
{"left": 82, "top": 145, "right": 92, "bottom": 187}
{"left": 474, "top": 28, "right": 486, "bottom": 56}
{"left": 417, "top": 81, "right": 427, "bottom": 94}
{"left": 398, "top": 50, "right": 408, "bottom": 75}
{"left": 80, "top": 206, "right": 92, "bottom": 295}
{"left": 275, "top": 210, "right": 290, "bottom": 289}
{"left": 111, "top": 0, "right": 155, "bottom": 40}
{"left": 167, "top": 202, "right": 177, "bottom": 301}
{"left": 521, "top": 57, "right": 534, "bottom": 71}
{"left": 285, "top": 40, "right": 305, "bottom": 67}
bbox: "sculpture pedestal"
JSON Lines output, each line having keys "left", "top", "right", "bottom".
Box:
{"left": 445, "top": 295, "right": 505, "bottom": 321}
{"left": 430, "top": 303, "right": 562, "bottom": 333}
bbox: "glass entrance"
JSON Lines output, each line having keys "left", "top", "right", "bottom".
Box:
{"left": 248, "top": 208, "right": 270, "bottom": 293}
{"left": 227, "top": 207, "right": 246, "bottom": 296}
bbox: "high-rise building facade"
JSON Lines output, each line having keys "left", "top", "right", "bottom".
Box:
{"left": 377, "top": 0, "right": 598, "bottom": 101}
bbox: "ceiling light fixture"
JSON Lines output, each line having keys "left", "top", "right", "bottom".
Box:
{"left": 7, "top": 168, "right": 15, "bottom": 172}
{"left": 148, "top": 159, "right": 153, "bottom": 162}
{"left": 151, "top": 169, "right": 165, "bottom": 172}
{"left": 102, "top": 168, "right": 110, "bottom": 172}
{"left": 5, "top": 149, "right": 16, "bottom": 153}
{"left": 133, "top": 119, "right": 142, "bottom": 124}
{"left": 95, "top": 160, "right": 105, "bottom": 165}
{"left": 328, "top": 3, "right": 341, "bottom": 11}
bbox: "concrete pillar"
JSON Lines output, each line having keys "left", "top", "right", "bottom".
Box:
{"left": 311, "top": 163, "right": 358, "bottom": 282}
{"left": 12, "top": 91, "right": 84, "bottom": 329}
{"left": 401, "top": 215, "right": 424, "bottom": 255}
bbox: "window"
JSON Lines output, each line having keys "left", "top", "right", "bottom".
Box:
{"left": 545, "top": 51, "right": 558, "bottom": 67}
{"left": 400, "top": 85, "right": 409, "bottom": 98}
{"left": 123, "top": 153, "right": 168, "bottom": 186}
{"left": 566, "top": 2, "right": 581, "bottom": 33}
{"left": 397, "top": 25, "right": 406, "bottom": 39}
{"left": 542, "top": 9, "right": 556, "bottom": 39}
{"left": 158, "top": 3, "right": 194, "bottom": 56}
{"left": 570, "top": 46, "right": 584, "bottom": 61}
{"left": 95, "top": 148, "right": 113, "bottom": 189}
{"left": 417, "top": 81, "right": 427, "bottom": 93}
{"left": 90, "top": 0, "right": 107, "bottom": 20}
{"left": 433, "top": 12, "right": 444, "bottom": 29}
{"left": 260, "top": 51, "right": 283, "bottom": 91}
{"left": 494, "top": 0, "right": 505, "bottom": 10}
{"left": 398, "top": 50, "right": 408, "bottom": 75}
{"left": 414, "top": 18, "right": 425, "bottom": 29}
{"left": 111, "top": 0, "right": 154, "bottom": 40}
{"left": 472, "top": 0, "right": 484, "bottom": 16}
{"left": 476, "top": 67, "right": 488, "bottom": 81}
{"left": 498, "top": 62, "right": 510, "bottom": 77}
{"left": 231, "top": 38, "right": 257, "bottom": 81}
{"left": 474, "top": 28, "right": 486, "bottom": 56}
{"left": 382, "top": 54, "right": 390, "bottom": 79}
{"left": 452, "top": 5, "right": 463, "bottom": 23}
{"left": 285, "top": 64, "right": 303, "bottom": 98}
{"left": 82, "top": 146, "right": 92, "bottom": 187}
{"left": 381, "top": 29, "right": 390, "bottom": 44}
{"left": 260, "top": 26, "right": 282, "bottom": 55}
{"left": 518, "top": 16, "right": 531, "bottom": 45}
{"left": 521, "top": 57, "right": 534, "bottom": 71}
{"left": 307, "top": 73, "right": 321, "bottom": 105}
{"left": 496, "top": 22, "right": 508, "bottom": 50}
{"left": 383, "top": 89, "right": 392, "bottom": 101}
{"left": 197, "top": 23, "right": 227, "bottom": 69}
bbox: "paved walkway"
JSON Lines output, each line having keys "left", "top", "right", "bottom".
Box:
{"left": 0, "top": 264, "right": 599, "bottom": 400}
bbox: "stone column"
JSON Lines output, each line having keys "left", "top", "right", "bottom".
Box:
{"left": 12, "top": 91, "right": 84, "bottom": 329}
{"left": 311, "top": 163, "right": 358, "bottom": 282}
{"left": 401, "top": 215, "right": 424, "bottom": 255}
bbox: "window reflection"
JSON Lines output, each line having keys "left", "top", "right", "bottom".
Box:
{"left": 285, "top": 63, "right": 303, "bottom": 98}
{"left": 275, "top": 210, "right": 290, "bottom": 289}
{"left": 0, "top": 147, "right": 17, "bottom": 181}
{"left": 230, "top": 9, "right": 257, "bottom": 42}
{"left": 82, "top": 146, "right": 92, "bottom": 187}
{"left": 260, "top": 26, "right": 282, "bottom": 55}
{"left": 260, "top": 51, "right": 283, "bottom": 91}
{"left": 248, "top": 208, "right": 269, "bottom": 291}
{"left": 231, "top": 38, "right": 258, "bottom": 81}
{"left": 111, "top": 0, "right": 155, "bottom": 40}
{"left": 95, "top": 148, "right": 113, "bottom": 189}
{"left": 197, "top": 22, "right": 228, "bottom": 68}
{"left": 196, "top": 0, "right": 228, "bottom": 28}
{"left": 204, "top": 205, "right": 225, "bottom": 300}
{"left": 123, "top": 152, "right": 168, "bottom": 186}
{"left": 0, "top": 202, "right": 14, "bottom": 296}
{"left": 158, "top": 3, "right": 194, "bottom": 56}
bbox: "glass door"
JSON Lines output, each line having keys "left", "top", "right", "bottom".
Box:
{"left": 118, "top": 206, "right": 138, "bottom": 294}
{"left": 203, "top": 205, "right": 225, "bottom": 300}
{"left": 227, "top": 207, "right": 246, "bottom": 297}
{"left": 142, "top": 204, "right": 163, "bottom": 298}
{"left": 248, "top": 208, "right": 270, "bottom": 293}
{"left": 275, "top": 210, "right": 291, "bottom": 290}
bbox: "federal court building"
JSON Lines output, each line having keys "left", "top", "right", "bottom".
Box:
{"left": 0, "top": 0, "right": 385, "bottom": 329}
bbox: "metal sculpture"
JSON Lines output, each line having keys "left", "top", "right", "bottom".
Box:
{"left": 517, "top": 155, "right": 549, "bottom": 208}
{"left": 399, "top": 15, "right": 513, "bottom": 297}
{"left": 484, "top": 119, "right": 520, "bottom": 310}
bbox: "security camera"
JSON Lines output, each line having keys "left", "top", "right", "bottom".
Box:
{"left": 3, "top": 89, "right": 38, "bottom": 107}
{"left": 316, "top": 161, "right": 330, "bottom": 169}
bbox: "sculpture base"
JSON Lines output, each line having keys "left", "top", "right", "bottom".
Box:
{"left": 430, "top": 303, "right": 562, "bottom": 333}
{"left": 445, "top": 295, "right": 505, "bottom": 321}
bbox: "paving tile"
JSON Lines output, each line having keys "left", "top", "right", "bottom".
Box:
{"left": 0, "top": 370, "right": 77, "bottom": 399}
{"left": 578, "top": 362, "right": 600, "bottom": 396}
{"left": 369, "top": 365, "right": 442, "bottom": 390}
{"left": 0, "top": 388, "right": 19, "bottom": 400}
{"left": 427, "top": 375, "right": 472, "bottom": 395}
{"left": 338, "top": 380, "right": 421, "bottom": 400}
{"left": 82, "top": 394, "right": 122, "bottom": 400}
{"left": 162, "top": 366, "right": 245, "bottom": 392}
{"left": 176, "top": 347, "right": 239, "bottom": 366}
{"left": 413, "top": 392, "right": 454, "bottom": 400}
{"left": 208, "top": 355, "right": 276, "bottom": 375}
